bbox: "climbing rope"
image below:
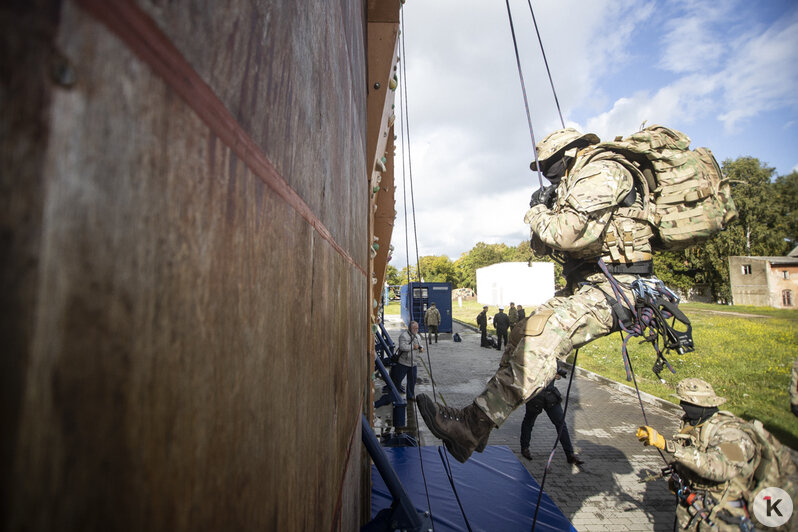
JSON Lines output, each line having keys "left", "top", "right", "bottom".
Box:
{"left": 504, "top": 0, "right": 544, "bottom": 190}
{"left": 396, "top": 8, "right": 479, "bottom": 529}
{"left": 525, "top": 0, "right": 565, "bottom": 129}
{"left": 531, "top": 350, "right": 579, "bottom": 531}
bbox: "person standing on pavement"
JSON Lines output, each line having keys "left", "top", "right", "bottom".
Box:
{"left": 508, "top": 302, "right": 518, "bottom": 330}
{"left": 424, "top": 302, "right": 442, "bottom": 344}
{"left": 476, "top": 305, "right": 489, "bottom": 348}
{"left": 516, "top": 305, "right": 526, "bottom": 322}
{"left": 393, "top": 320, "right": 423, "bottom": 400}
{"left": 520, "top": 366, "right": 583, "bottom": 465}
{"left": 492, "top": 307, "right": 510, "bottom": 351}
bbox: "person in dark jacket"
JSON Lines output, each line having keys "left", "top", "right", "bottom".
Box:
{"left": 493, "top": 307, "right": 510, "bottom": 351}
{"left": 516, "top": 305, "right": 526, "bottom": 322}
{"left": 476, "top": 306, "right": 489, "bottom": 347}
{"left": 520, "top": 367, "right": 583, "bottom": 465}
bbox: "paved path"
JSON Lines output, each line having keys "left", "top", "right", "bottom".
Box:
{"left": 376, "top": 315, "right": 683, "bottom": 531}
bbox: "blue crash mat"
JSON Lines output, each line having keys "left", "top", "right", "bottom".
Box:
{"left": 371, "top": 445, "right": 576, "bottom": 531}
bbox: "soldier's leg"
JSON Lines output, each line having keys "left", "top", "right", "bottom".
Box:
{"left": 545, "top": 402, "right": 575, "bottom": 455}
{"left": 474, "top": 285, "right": 615, "bottom": 427}
{"left": 520, "top": 400, "right": 544, "bottom": 449}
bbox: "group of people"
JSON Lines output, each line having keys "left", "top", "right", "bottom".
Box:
{"left": 407, "top": 126, "right": 796, "bottom": 530}
{"left": 476, "top": 302, "right": 526, "bottom": 350}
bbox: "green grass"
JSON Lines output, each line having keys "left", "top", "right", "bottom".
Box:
{"left": 446, "top": 300, "right": 798, "bottom": 449}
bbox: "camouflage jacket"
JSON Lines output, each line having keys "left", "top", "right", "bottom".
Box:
{"left": 669, "top": 412, "right": 758, "bottom": 497}
{"left": 525, "top": 150, "right": 653, "bottom": 264}
{"left": 508, "top": 306, "right": 518, "bottom": 325}
{"left": 424, "top": 307, "right": 441, "bottom": 326}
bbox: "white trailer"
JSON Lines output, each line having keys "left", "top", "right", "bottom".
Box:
{"left": 476, "top": 262, "right": 554, "bottom": 307}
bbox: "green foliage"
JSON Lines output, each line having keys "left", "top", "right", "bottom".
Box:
{"left": 385, "top": 265, "right": 402, "bottom": 286}
{"left": 453, "top": 242, "right": 512, "bottom": 289}
{"left": 653, "top": 250, "right": 702, "bottom": 294}
{"left": 401, "top": 255, "right": 460, "bottom": 285}
{"left": 773, "top": 170, "right": 798, "bottom": 249}
{"left": 572, "top": 303, "right": 798, "bottom": 450}
{"left": 669, "top": 157, "right": 795, "bottom": 302}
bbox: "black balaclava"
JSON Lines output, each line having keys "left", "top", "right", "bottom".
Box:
{"left": 543, "top": 156, "right": 571, "bottom": 184}
{"left": 680, "top": 401, "right": 719, "bottom": 426}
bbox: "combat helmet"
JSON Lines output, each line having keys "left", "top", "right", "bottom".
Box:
{"left": 673, "top": 378, "right": 727, "bottom": 407}
{"left": 534, "top": 128, "right": 600, "bottom": 166}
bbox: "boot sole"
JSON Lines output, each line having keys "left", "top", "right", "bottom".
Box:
{"left": 417, "top": 395, "right": 472, "bottom": 463}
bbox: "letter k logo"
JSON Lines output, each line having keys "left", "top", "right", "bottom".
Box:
{"left": 764, "top": 495, "right": 783, "bottom": 517}
{"left": 754, "top": 488, "right": 792, "bottom": 527}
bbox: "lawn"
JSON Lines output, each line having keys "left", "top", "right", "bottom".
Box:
{"left": 434, "top": 300, "right": 798, "bottom": 449}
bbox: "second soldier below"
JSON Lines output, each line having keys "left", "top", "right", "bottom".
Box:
{"left": 637, "top": 378, "right": 797, "bottom": 531}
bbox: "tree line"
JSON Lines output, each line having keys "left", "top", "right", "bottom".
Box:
{"left": 386, "top": 157, "right": 797, "bottom": 302}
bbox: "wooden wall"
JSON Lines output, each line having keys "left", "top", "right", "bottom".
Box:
{"left": 0, "top": 0, "right": 393, "bottom": 530}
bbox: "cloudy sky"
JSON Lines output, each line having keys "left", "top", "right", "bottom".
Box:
{"left": 389, "top": 0, "right": 798, "bottom": 270}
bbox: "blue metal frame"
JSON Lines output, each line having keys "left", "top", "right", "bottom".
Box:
{"left": 361, "top": 415, "right": 433, "bottom": 532}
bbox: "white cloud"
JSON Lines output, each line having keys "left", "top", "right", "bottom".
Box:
{"left": 718, "top": 10, "right": 798, "bottom": 130}
{"left": 390, "top": 0, "right": 798, "bottom": 269}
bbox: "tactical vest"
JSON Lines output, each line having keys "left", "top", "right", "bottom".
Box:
{"left": 680, "top": 412, "right": 798, "bottom": 528}
{"left": 569, "top": 125, "right": 738, "bottom": 260}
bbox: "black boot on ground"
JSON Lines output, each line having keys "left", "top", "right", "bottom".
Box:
{"left": 416, "top": 394, "right": 494, "bottom": 463}
{"left": 521, "top": 448, "right": 532, "bottom": 460}
{"left": 566, "top": 452, "right": 584, "bottom": 465}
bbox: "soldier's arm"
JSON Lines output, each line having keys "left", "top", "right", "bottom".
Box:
{"left": 525, "top": 159, "right": 633, "bottom": 252}
{"left": 672, "top": 427, "right": 757, "bottom": 482}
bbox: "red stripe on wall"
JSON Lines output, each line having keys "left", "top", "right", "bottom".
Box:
{"left": 74, "top": 0, "right": 367, "bottom": 278}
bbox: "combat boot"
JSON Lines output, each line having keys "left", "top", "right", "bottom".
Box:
{"left": 416, "top": 394, "right": 495, "bottom": 463}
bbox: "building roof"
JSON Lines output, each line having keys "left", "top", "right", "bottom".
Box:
{"left": 731, "top": 256, "right": 798, "bottom": 265}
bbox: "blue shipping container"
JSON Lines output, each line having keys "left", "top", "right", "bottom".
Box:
{"left": 400, "top": 282, "right": 452, "bottom": 333}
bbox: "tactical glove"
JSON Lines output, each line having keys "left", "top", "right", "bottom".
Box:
{"left": 636, "top": 426, "right": 666, "bottom": 450}
{"left": 529, "top": 185, "right": 556, "bottom": 209}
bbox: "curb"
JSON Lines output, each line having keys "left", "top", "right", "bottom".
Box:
{"left": 453, "top": 318, "right": 681, "bottom": 415}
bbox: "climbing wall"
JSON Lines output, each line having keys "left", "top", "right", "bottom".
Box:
{"left": 0, "top": 0, "right": 399, "bottom": 529}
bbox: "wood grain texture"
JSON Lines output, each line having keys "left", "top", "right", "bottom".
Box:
{"left": 2, "top": 0, "right": 374, "bottom": 530}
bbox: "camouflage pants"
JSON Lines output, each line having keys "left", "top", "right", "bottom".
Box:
{"left": 475, "top": 274, "right": 635, "bottom": 426}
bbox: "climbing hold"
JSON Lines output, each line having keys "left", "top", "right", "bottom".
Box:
{"left": 373, "top": 186, "right": 380, "bottom": 193}
{"left": 376, "top": 159, "right": 386, "bottom": 172}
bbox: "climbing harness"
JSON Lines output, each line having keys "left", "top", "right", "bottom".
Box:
{"left": 598, "top": 259, "right": 694, "bottom": 383}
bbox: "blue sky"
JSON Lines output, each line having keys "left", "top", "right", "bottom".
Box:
{"left": 390, "top": 0, "right": 798, "bottom": 270}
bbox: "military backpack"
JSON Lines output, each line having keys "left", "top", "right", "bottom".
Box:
{"left": 577, "top": 125, "right": 738, "bottom": 251}
{"left": 707, "top": 412, "right": 798, "bottom": 528}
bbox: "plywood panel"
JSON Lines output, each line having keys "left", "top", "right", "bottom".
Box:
{"left": 2, "top": 0, "right": 372, "bottom": 530}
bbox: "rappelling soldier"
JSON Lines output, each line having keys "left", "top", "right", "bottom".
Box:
{"left": 415, "top": 127, "right": 669, "bottom": 462}
{"left": 637, "top": 378, "right": 797, "bottom": 531}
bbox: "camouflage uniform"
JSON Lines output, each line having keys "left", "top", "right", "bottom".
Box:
{"left": 669, "top": 413, "right": 759, "bottom": 531}
{"left": 417, "top": 128, "right": 659, "bottom": 462}
{"left": 475, "top": 139, "right": 643, "bottom": 425}
{"left": 508, "top": 304, "right": 518, "bottom": 328}
{"left": 637, "top": 379, "right": 798, "bottom": 531}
